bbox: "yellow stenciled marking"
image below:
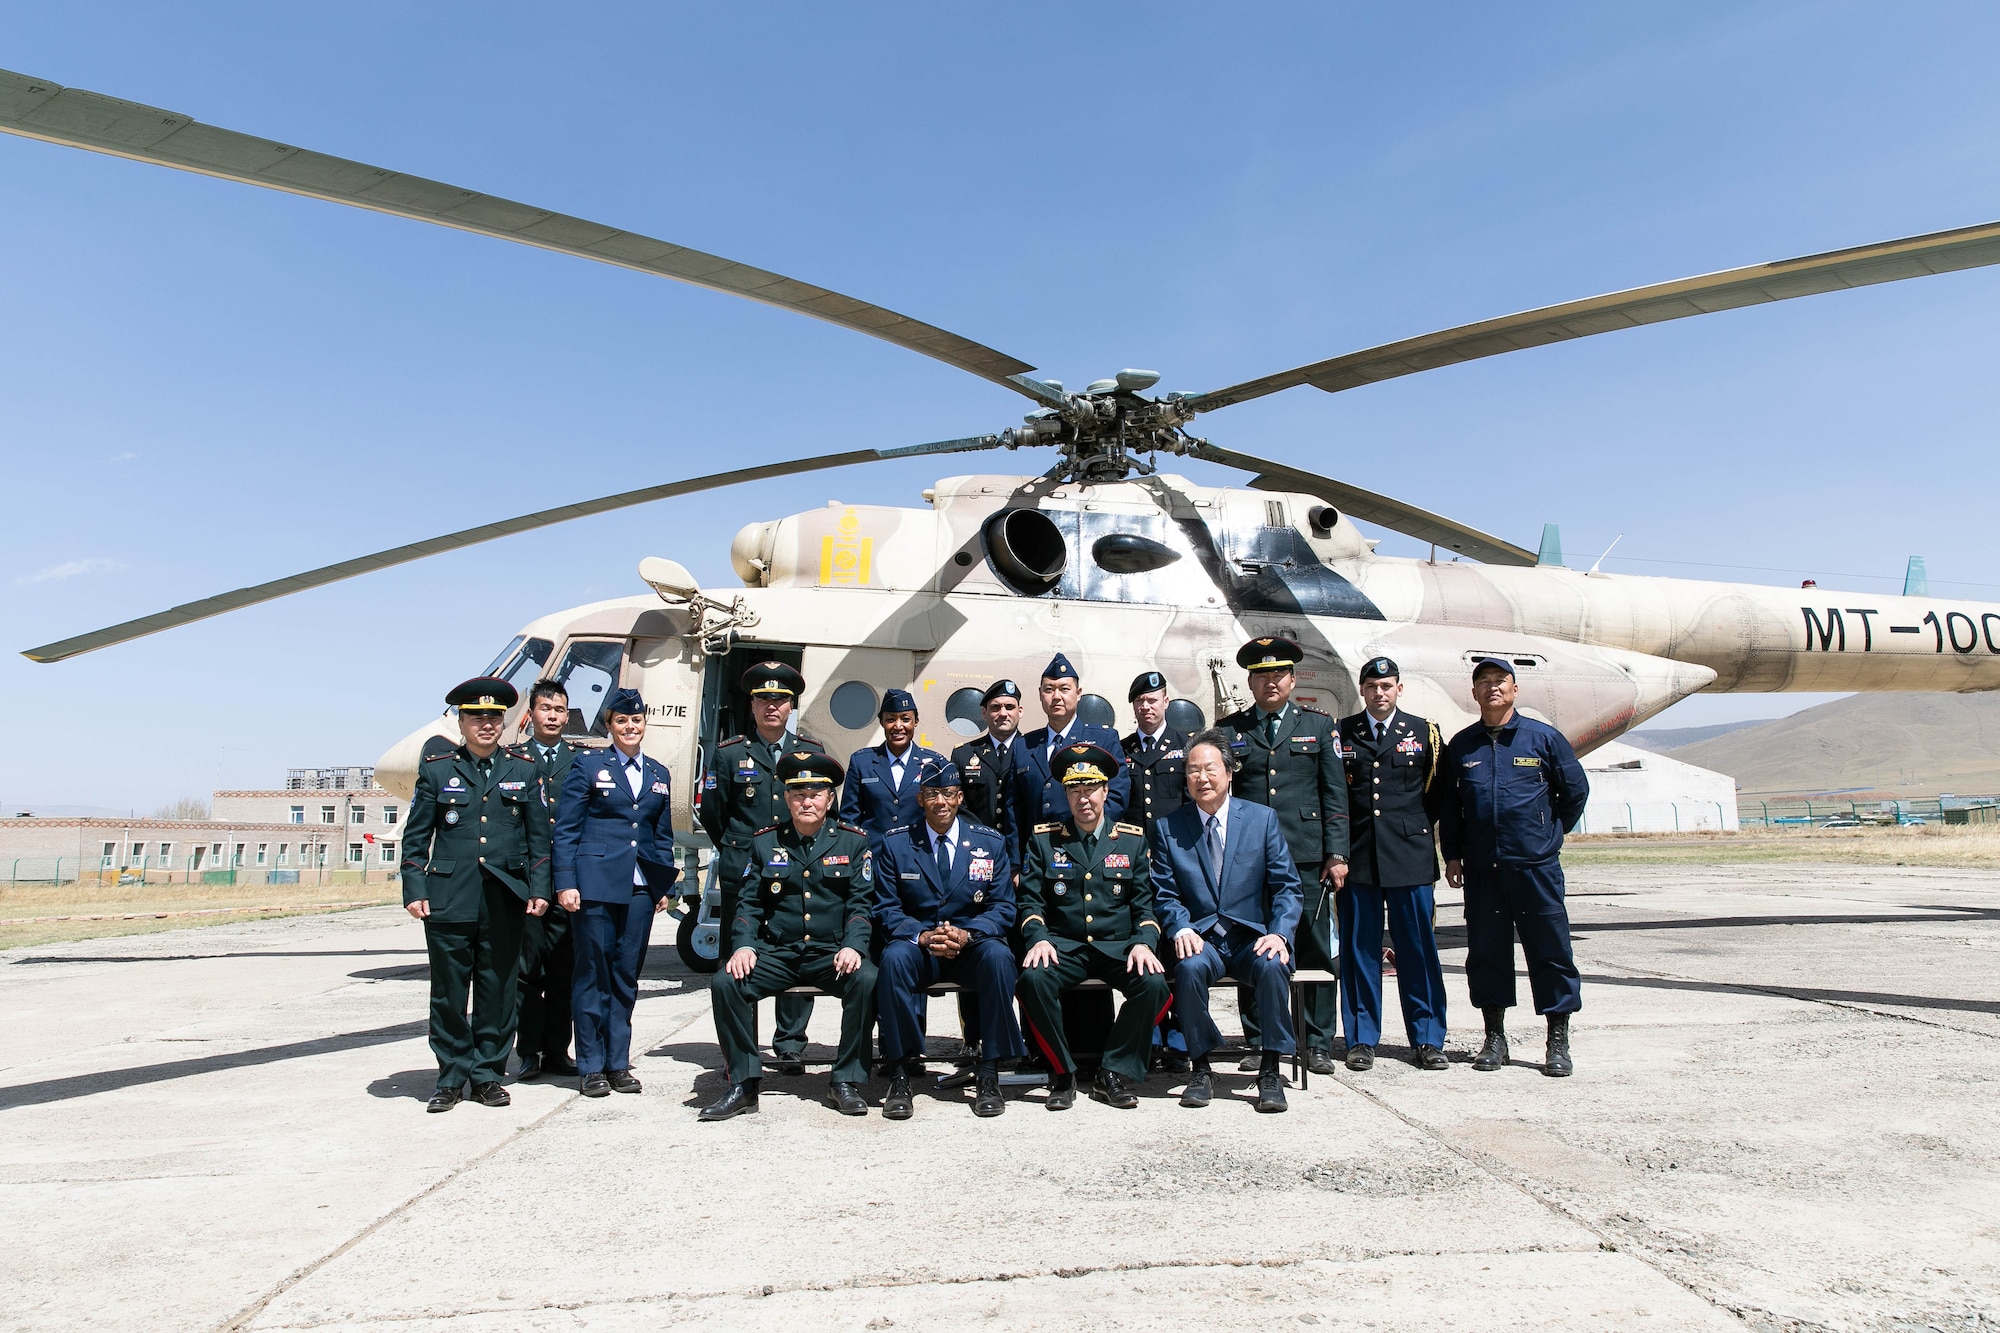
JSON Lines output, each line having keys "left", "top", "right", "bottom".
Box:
{"left": 819, "top": 509, "right": 874, "bottom": 587}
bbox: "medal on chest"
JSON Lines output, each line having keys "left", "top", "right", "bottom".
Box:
{"left": 443, "top": 809, "right": 460, "bottom": 826}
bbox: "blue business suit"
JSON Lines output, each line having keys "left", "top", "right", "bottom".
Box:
{"left": 553, "top": 747, "right": 678, "bottom": 1075}
{"left": 1002, "top": 723, "right": 1132, "bottom": 853}
{"left": 1149, "top": 798, "right": 1304, "bottom": 1059}
{"left": 840, "top": 743, "right": 947, "bottom": 842}
{"left": 872, "top": 818, "right": 1025, "bottom": 1064}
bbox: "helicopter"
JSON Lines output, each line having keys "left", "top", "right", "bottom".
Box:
{"left": 9, "top": 66, "right": 2000, "bottom": 965}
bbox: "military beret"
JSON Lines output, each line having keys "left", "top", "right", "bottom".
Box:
{"left": 777, "top": 750, "right": 845, "bottom": 788}
{"left": 1472, "top": 657, "right": 1516, "bottom": 680}
{"left": 1053, "top": 741, "right": 1120, "bottom": 787}
{"left": 446, "top": 676, "right": 516, "bottom": 712}
{"left": 981, "top": 679, "right": 1022, "bottom": 705}
{"left": 879, "top": 688, "right": 919, "bottom": 717}
{"left": 1358, "top": 656, "right": 1399, "bottom": 682}
{"left": 1237, "top": 636, "right": 1302, "bottom": 672}
{"left": 741, "top": 661, "right": 805, "bottom": 698}
{"left": 1127, "top": 670, "right": 1167, "bottom": 701}
{"left": 606, "top": 687, "right": 647, "bottom": 716}
{"left": 917, "top": 757, "right": 962, "bottom": 789}
{"left": 1041, "top": 652, "right": 1079, "bottom": 682}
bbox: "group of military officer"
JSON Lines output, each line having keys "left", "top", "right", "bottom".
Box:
{"left": 400, "top": 632, "right": 1590, "bottom": 1116}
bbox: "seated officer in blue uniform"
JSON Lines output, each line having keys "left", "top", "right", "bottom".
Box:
{"left": 1335, "top": 656, "right": 1449, "bottom": 1072}
{"left": 1150, "top": 729, "right": 1304, "bottom": 1113}
{"left": 552, "top": 687, "right": 678, "bottom": 1098}
{"left": 1003, "top": 653, "right": 1132, "bottom": 855}
{"left": 1436, "top": 658, "right": 1589, "bottom": 1078}
{"left": 840, "top": 688, "right": 946, "bottom": 843}
{"left": 873, "top": 758, "right": 1022, "bottom": 1120}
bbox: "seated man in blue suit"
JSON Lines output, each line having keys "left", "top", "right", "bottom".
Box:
{"left": 1149, "top": 729, "right": 1303, "bottom": 1113}
{"left": 873, "top": 758, "right": 1022, "bottom": 1120}
{"left": 1003, "top": 653, "right": 1131, "bottom": 856}
{"left": 552, "top": 688, "right": 678, "bottom": 1098}
{"left": 841, "top": 688, "right": 946, "bottom": 844}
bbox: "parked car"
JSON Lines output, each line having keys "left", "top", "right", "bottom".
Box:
{"left": 1818, "top": 817, "right": 1863, "bottom": 829}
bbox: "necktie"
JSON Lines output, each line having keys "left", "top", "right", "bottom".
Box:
{"left": 934, "top": 829, "right": 951, "bottom": 878}
{"left": 1262, "top": 713, "right": 1278, "bottom": 745}
{"left": 1143, "top": 734, "right": 1157, "bottom": 754}
{"left": 1204, "top": 814, "right": 1223, "bottom": 880}
{"left": 1373, "top": 720, "right": 1384, "bottom": 742}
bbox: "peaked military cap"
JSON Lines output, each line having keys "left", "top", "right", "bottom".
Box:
{"left": 981, "top": 678, "right": 1022, "bottom": 705}
{"left": 446, "top": 677, "right": 517, "bottom": 712}
{"left": 1053, "top": 741, "right": 1119, "bottom": 787}
{"left": 777, "top": 750, "right": 845, "bottom": 788}
{"left": 917, "top": 757, "right": 962, "bottom": 789}
{"left": 606, "top": 686, "right": 647, "bottom": 716}
{"left": 1128, "top": 670, "right": 1167, "bottom": 701}
{"left": 879, "top": 687, "right": 919, "bottom": 717}
{"left": 1358, "top": 656, "right": 1400, "bottom": 682}
{"left": 1236, "top": 635, "right": 1302, "bottom": 672}
{"left": 1041, "top": 652, "right": 1080, "bottom": 682}
{"left": 1472, "top": 656, "right": 1517, "bottom": 679}
{"left": 741, "top": 661, "right": 805, "bottom": 698}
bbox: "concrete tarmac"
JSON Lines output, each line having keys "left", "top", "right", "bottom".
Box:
{"left": 3, "top": 864, "right": 1996, "bottom": 1331}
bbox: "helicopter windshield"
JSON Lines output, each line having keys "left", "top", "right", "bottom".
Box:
{"left": 481, "top": 635, "right": 555, "bottom": 697}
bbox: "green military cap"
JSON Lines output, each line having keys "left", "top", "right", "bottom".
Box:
{"left": 446, "top": 676, "right": 517, "bottom": 713}
{"left": 1236, "top": 635, "right": 1302, "bottom": 673}
{"left": 1053, "top": 741, "right": 1120, "bottom": 787}
{"left": 741, "top": 661, "right": 806, "bottom": 698}
{"left": 777, "top": 750, "right": 845, "bottom": 788}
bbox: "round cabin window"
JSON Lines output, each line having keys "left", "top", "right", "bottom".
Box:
{"left": 828, "top": 681, "right": 879, "bottom": 731}
{"left": 1165, "top": 699, "right": 1206, "bottom": 734}
{"left": 945, "top": 687, "right": 987, "bottom": 736}
{"left": 1076, "top": 693, "right": 1116, "bottom": 730}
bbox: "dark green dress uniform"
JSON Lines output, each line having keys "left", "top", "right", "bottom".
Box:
{"left": 1220, "top": 637, "right": 1350, "bottom": 1055}
{"left": 710, "top": 818, "right": 879, "bottom": 1086}
{"left": 513, "top": 737, "right": 576, "bottom": 1071}
{"left": 1016, "top": 815, "right": 1170, "bottom": 1084}
{"left": 401, "top": 698, "right": 552, "bottom": 1098}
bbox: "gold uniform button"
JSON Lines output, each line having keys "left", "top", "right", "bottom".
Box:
{"left": 803, "top": 869, "right": 811, "bottom": 878}
{"left": 480, "top": 815, "right": 488, "bottom": 823}
{"left": 804, "top": 914, "right": 811, "bottom": 921}
{"left": 803, "top": 934, "right": 811, "bottom": 941}
{"left": 1084, "top": 872, "right": 1092, "bottom": 880}
{"left": 1269, "top": 786, "right": 1277, "bottom": 795}
{"left": 1373, "top": 761, "right": 1380, "bottom": 768}
{"left": 1085, "top": 894, "right": 1093, "bottom": 902}
{"left": 1085, "top": 914, "right": 1094, "bottom": 923}
{"left": 479, "top": 836, "right": 487, "bottom": 844}
{"left": 1086, "top": 935, "right": 1094, "bottom": 943}
{"left": 630, "top": 839, "right": 637, "bottom": 846}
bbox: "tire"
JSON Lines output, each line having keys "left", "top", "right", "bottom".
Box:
{"left": 675, "top": 906, "right": 721, "bottom": 974}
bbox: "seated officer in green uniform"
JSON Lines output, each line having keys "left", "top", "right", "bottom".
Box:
{"left": 701, "top": 751, "right": 879, "bottom": 1121}
{"left": 1017, "top": 742, "right": 1170, "bottom": 1111}
{"left": 400, "top": 677, "right": 552, "bottom": 1113}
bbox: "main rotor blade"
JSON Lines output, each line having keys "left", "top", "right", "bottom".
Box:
{"left": 21, "top": 435, "right": 1004, "bottom": 663}
{"left": 0, "top": 67, "right": 1058, "bottom": 404}
{"left": 1184, "top": 218, "right": 2000, "bottom": 414}
{"left": 1191, "top": 443, "right": 1536, "bottom": 566}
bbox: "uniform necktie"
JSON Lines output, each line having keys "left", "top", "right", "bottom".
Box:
{"left": 1204, "top": 813, "right": 1223, "bottom": 880}
{"left": 934, "top": 828, "right": 951, "bottom": 878}
{"left": 1373, "top": 720, "right": 1385, "bottom": 742}
{"left": 1261, "top": 713, "right": 1278, "bottom": 745}
{"left": 1143, "top": 734, "right": 1157, "bottom": 754}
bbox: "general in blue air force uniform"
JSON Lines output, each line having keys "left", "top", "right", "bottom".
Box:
{"left": 840, "top": 688, "right": 946, "bottom": 842}
{"left": 552, "top": 687, "right": 678, "bottom": 1098}
{"left": 1436, "top": 658, "right": 1590, "bottom": 1078}
{"left": 400, "top": 677, "right": 552, "bottom": 1114}
{"left": 1003, "top": 654, "right": 1132, "bottom": 856}
{"left": 1335, "top": 656, "right": 1449, "bottom": 1072}
{"left": 873, "top": 758, "right": 1023, "bottom": 1120}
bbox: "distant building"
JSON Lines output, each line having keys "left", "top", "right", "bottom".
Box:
{"left": 1575, "top": 740, "right": 1739, "bottom": 834}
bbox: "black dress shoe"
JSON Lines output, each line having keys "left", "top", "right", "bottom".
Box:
{"left": 827, "top": 1081, "right": 869, "bottom": 1116}
{"left": 1416, "top": 1044, "right": 1449, "bottom": 1071}
{"left": 1090, "top": 1069, "right": 1139, "bottom": 1110}
{"left": 1255, "top": 1069, "right": 1289, "bottom": 1113}
{"left": 515, "top": 1054, "right": 543, "bottom": 1082}
{"left": 883, "top": 1071, "right": 915, "bottom": 1120}
{"left": 1345, "top": 1044, "right": 1375, "bottom": 1072}
{"left": 1180, "top": 1065, "right": 1213, "bottom": 1109}
{"left": 1307, "top": 1048, "right": 1339, "bottom": 1076}
{"left": 607, "top": 1069, "right": 642, "bottom": 1095}
{"left": 1045, "top": 1073, "right": 1077, "bottom": 1111}
{"left": 426, "top": 1085, "right": 462, "bottom": 1114}
{"left": 580, "top": 1072, "right": 611, "bottom": 1098}
{"left": 470, "top": 1081, "right": 511, "bottom": 1108}
{"left": 544, "top": 1056, "right": 579, "bottom": 1078}
{"left": 770, "top": 1053, "right": 806, "bottom": 1077}
{"left": 1544, "top": 1014, "right": 1574, "bottom": 1078}
{"left": 973, "top": 1071, "right": 1005, "bottom": 1118}
{"left": 699, "top": 1080, "right": 760, "bottom": 1121}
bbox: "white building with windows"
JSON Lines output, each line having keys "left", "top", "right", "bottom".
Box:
{"left": 1573, "top": 740, "right": 1739, "bottom": 834}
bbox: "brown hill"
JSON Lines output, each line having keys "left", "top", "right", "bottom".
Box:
{"left": 1665, "top": 692, "right": 2000, "bottom": 798}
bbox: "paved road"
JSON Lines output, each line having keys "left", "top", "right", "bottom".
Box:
{"left": 3, "top": 865, "right": 1996, "bottom": 1331}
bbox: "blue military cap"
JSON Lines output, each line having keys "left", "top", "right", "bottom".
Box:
{"left": 606, "top": 686, "right": 647, "bottom": 716}
{"left": 777, "top": 750, "right": 844, "bottom": 788}
{"left": 1128, "top": 670, "right": 1167, "bottom": 701}
{"left": 1472, "top": 657, "right": 1516, "bottom": 679}
{"left": 879, "top": 688, "right": 919, "bottom": 717}
{"left": 981, "top": 679, "right": 1022, "bottom": 705}
{"left": 1358, "top": 656, "right": 1399, "bottom": 682}
{"left": 1041, "top": 652, "right": 1079, "bottom": 681}
{"left": 917, "top": 757, "right": 962, "bottom": 789}
{"left": 1053, "top": 741, "right": 1119, "bottom": 787}
{"left": 446, "top": 676, "right": 516, "bottom": 712}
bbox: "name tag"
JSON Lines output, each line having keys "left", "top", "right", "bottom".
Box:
{"left": 1103, "top": 854, "right": 1130, "bottom": 869}
{"left": 1515, "top": 757, "right": 1541, "bottom": 767}
{"left": 901, "top": 872, "right": 923, "bottom": 881}
{"left": 652, "top": 781, "right": 670, "bottom": 794}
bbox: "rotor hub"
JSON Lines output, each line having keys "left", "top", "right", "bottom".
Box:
{"left": 995, "top": 374, "right": 1203, "bottom": 482}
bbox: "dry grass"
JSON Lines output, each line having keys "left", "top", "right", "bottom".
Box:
{"left": 0, "top": 881, "right": 399, "bottom": 950}
{"left": 1564, "top": 824, "right": 2000, "bottom": 868}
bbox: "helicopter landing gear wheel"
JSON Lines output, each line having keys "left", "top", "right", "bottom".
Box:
{"left": 675, "top": 906, "right": 721, "bottom": 974}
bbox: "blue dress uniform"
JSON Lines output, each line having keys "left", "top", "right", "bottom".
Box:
{"left": 1434, "top": 670, "right": 1589, "bottom": 1034}
{"left": 1016, "top": 744, "right": 1170, "bottom": 1106}
{"left": 695, "top": 661, "right": 826, "bottom": 1065}
{"left": 873, "top": 761, "right": 1025, "bottom": 1107}
{"left": 840, "top": 690, "right": 946, "bottom": 841}
{"left": 949, "top": 679, "right": 1022, "bottom": 832}
{"left": 1003, "top": 656, "right": 1132, "bottom": 855}
{"left": 552, "top": 689, "right": 678, "bottom": 1088}
{"left": 1218, "top": 636, "right": 1348, "bottom": 1057}
{"left": 513, "top": 734, "right": 577, "bottom": 1076}
{"left": 1336, "top": 659, "right": 1449, "bottom": 1068}
{"left": 400, "top": 678, "right": 552, "bottom": 1110}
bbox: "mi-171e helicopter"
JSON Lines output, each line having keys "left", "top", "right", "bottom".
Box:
{"left": 11, "top": 67, "right": 2000, "bottom": 941}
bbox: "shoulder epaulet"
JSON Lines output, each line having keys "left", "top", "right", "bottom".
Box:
{"left": 752, "top": 822, "right": 783, "bottom": 837}
{"left": 838, "top": 821, "right": 867, "bottom": 835}
{"left": 961, "top": 816, "right": 999, "bottom": 836}
{"left": 1298, "top": 704, "right": 1331, "bottom": 717}
{"left": 1113, "top": 822, "right": 1146, "bottom": 836}
{"left": 885, "top": 823, "right": 911, "bottom": 836}
{"left": 718, "top": 735, "right": 746, "bottom": 748}
{"left": 424, "top": 751, "right": 453, "bottom": 762}
{"left": 503, "top": 743, "right": 529, "bottom": 757}
{"left": 1034, "top": 821, "right": 1063, "bottom": 834}
{"left": 794, "top": 733, "right": 823, "bottom": 750}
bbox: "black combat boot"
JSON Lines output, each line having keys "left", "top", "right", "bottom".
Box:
{"left": 1544, "top": 1013, "right": 1574, "bottom": 1078}
{"left": 1472, "top": 1007, "right": 1509, "bottom": 1072}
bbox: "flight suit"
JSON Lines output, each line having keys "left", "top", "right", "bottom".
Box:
{"left": 950, "top": 732, "right": 1016, "bottom": 832}
{"left": 699, "top": 730, "right": 827, "bottom": 1057}
{"left": 1016, "top": 819, "right": 1170, "bottom": 1083}
{"left": 401, "top": 744, "right": 552, "bottom": 1093}
{"left": 711, "top": 820, "right": 879, "bottom": 1085}
{"left": 1220, "top": 700, "right": 1348, "bottom": 1052}
{"left": 513, "top": 738, "right": 577, "bottom": 1069}
{"left": 1335, "top": 711, "right": 1448, "bottom": 1049}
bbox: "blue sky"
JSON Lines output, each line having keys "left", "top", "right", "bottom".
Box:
{"left": 4, "top": 2, "right": 1998, "bottom": 812}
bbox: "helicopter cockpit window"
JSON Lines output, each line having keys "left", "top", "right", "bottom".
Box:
{"left": 481, "top": 636, "right": 553, "bottom": 699}
{"left": 828, "top": 681, "right": 879, "bottom": 731}
{"left": 549, "top": 639, "right": 625, "bottom": 738}
{"left": 945, "top": 688, "right": 987, "bottom": 737}
{"left": 1077, "top": 694, "right": 1116, "bottom": 730}
{"left": 1165, "top": 699, "right": 1206, "bottom": 734}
